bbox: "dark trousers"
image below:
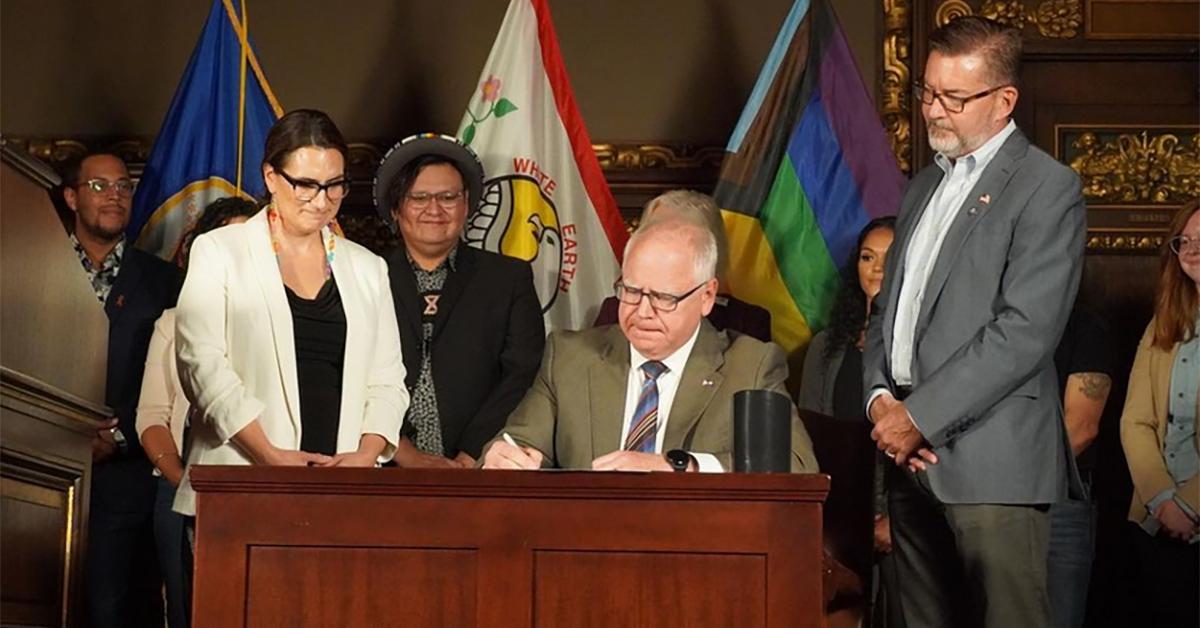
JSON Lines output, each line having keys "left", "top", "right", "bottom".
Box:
{"left": 889, "top": 469, "right": 1052, "bottom": 628}
{"left": 1129, "top": 523, "right": 1199, "bottom": 628}
{"left": 85, "top": 502, "right": 164, "bottom": 628}
{"left": 153, "top": 477, "right": 191, "bottom": 628}
{"left": 1046, "top": 481, "right": 1095, "bottom": 628}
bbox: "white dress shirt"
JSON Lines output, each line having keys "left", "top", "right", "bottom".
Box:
{"left": 891, "top": 120, "right": 1017, "bottom": 385}
{"left": 621, "top": 323, "right": 723, "bottom": 472}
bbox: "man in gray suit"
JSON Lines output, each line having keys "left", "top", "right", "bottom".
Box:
{"left": 482, "top": 200, "right": 816, "bottom": 473}
{"left": 863, "top": 16, "right": 1085, "bottom": 628}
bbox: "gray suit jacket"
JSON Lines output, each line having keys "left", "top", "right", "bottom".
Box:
{"left": 496, "top": 321, "right": 818, "bottom": 472}
{"left": 863, "top": 128, "right": 1085, "bottom": 504}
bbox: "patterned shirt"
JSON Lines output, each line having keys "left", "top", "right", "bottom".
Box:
{"left": 405, "top": 247, "right": 458, "bottom": 456}
{"left": 71, "top": 234, "right": 125, "bottom": 303}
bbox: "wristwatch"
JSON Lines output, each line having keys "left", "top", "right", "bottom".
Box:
{"left": 664, "top": 449, "right": 694, "bottom": 472}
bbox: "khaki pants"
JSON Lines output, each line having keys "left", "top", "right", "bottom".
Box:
{"left": 888, "top": 467, "right": 1051, "bottom": 628}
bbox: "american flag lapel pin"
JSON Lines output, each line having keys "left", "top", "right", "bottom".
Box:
{"left": 115, "top": 294, "right": 125, "bottom": 309}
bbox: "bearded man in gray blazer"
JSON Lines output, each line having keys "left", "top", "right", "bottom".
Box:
{"left": 863, "top": 16, "right": 1086, "bottom": 628}
{"left": 482, "top": 199, "right": 816, "bottom": 474}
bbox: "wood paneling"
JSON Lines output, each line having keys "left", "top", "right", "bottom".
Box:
{"left": 532, "top": 551, "right": 766, "bottom": 627}
{"left": 0, "top": 149, "right": 108, "bottom": 403}
{"left": 1088, "top": 0, "right": 1200, "bottom": 39}
{"left": 0, "top": 368, "right": 105, "bottom": 628}
{"left": 190, "top": 467, "right": 829, "bottom": 628}
{"left": 245, "top": 547, "right": 477, "bottom": 628}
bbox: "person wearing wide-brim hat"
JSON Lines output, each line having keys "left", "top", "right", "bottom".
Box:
{"left": 375, "top": 133, "right": 545, "bottom": 468}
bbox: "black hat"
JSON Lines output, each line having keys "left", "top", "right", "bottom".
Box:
{"left": 372, "top": 133, "right": 485, "bottom": 230}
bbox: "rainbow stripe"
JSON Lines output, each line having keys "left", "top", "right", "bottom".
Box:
{"left": 716, "top": 0, "right": 904, "bottom": 354}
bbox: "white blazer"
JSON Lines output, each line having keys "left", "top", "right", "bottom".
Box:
{"left": 173, "top": 210, "right": 408, "bottom": 515}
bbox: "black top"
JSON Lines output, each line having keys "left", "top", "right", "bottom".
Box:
{"left": 286, "top": 277, "right": 347, "bottom": 456}
{"left": 386, "top": 245, "right": 545, "bottom": 459}
{"left": 832, "top": 346, "right": 865, "bottom": 422}
{"left": 1053, "top": 305, "right": 1113, "bottom": 471}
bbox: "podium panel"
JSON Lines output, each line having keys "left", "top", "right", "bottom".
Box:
{"left": 191, "top": 467, "right": 828, "bottom": 628}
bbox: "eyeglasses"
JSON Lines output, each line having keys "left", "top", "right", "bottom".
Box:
{"left": 405, "top": 190, "right": 465, "bottom": 210}
{"left": 1169, "top": 235, "right": 1200, "bottom": 255}
{"left": 913, "top": 82, "right": 1007, "bottom": 114}
{"left": 78, "top": 178, "right": 135, "bottom": 197}
{"left": 276, "top": 170, "right": 350, "bottom": 203}
{"left": 614, "top": 279, "right": 706, "bottom": 313}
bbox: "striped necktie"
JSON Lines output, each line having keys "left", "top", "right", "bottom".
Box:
{"left": 624, "top": 360, "right": 669, "bottom": 453}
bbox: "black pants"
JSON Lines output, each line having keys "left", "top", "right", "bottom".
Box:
{"left": 1129, "top": 523, "right": 1199, "bottom": 628}
{"left": 85, "top": 505, "right": 164, "bottom": 628}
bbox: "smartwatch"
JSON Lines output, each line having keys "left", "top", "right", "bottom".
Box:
{"left": 665, "top": 449, "right": 694, "bottom": 472}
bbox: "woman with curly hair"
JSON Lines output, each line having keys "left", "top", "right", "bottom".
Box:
{"left": 797, "top": 215, "right": 901, "bottom": 627}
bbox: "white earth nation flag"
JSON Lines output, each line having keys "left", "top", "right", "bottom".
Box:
{"left": 459, "top": 0, "right": 628, "bottom": 332}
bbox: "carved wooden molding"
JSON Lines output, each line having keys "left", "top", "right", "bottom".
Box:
{"left": 883, "top": 0, "right": 914, "bottom": 175}
{"left": 593, "top": 143, "right": 724, "bottom": 170}
{"left": 1057, "top": 126, "right": 1200, "bottom": 204}
{"left": 1085, "top": 231, "right": 1166, "bottom": 252}
{"left": 933, "top": 0, "right": 1083, "bottom": 38}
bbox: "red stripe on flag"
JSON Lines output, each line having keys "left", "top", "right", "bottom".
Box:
{"left": 530, "top": 0, "right": 629, "bottom": 263}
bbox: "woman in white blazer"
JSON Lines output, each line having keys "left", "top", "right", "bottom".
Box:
{"left": 174, "top": 109, "right": 409, "bottom": 516}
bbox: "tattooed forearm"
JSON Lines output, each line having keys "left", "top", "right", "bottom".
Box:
{"left": 1073, "top": 372, "right": 1112, "bottom": 401}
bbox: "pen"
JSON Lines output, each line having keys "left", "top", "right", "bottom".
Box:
{"left": 502, "top": 432, "right": 518, "bottom": 448}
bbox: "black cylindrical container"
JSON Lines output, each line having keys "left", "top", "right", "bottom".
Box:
{"left": 732, "top": 389, "right": 792, "bottom": 472}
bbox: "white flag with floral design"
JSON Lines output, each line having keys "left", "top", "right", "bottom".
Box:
{"left": 459, "top": 0, "right": 628, "bottom": 332}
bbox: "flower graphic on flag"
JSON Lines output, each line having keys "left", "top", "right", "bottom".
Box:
{"left": 463, "top": 75, "right": 518, "bottom": 146}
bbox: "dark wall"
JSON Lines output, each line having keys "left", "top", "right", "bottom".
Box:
{"left": 0, "top": 0, "right": 881, "bottom": 144}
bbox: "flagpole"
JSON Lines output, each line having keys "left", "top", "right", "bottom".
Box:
{"left": 234, "top": 0, "right": 249, "bottom": 195}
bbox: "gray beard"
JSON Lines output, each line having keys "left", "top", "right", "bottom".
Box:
{"left": 927, "top": 128, "right": 966, "bottom": 158}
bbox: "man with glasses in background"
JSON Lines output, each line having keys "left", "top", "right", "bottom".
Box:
{"left": 375, "top": 134, "right": 545, "bottom": 470}
{"left": 862, "top": 15, "right": 1087, "bottom": 628}
{"left": 62, "top": 152, "right": 180, "bottom": 627}
{"left": 482, "top": 191, "right": 816, "bottom": 473}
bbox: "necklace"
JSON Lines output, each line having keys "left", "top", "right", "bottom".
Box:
{"left": 266, "top": 204, "right": 336, "bottom": 281}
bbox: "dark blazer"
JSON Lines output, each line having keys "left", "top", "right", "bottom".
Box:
{"left": 386, "top": 245, "right": 544, "bottom": 458}
{"left": 863, "top": 127, "right": 1086, "bottom": 504}
{"left": 94, "top": 246, "right": 181, "bottom": 512}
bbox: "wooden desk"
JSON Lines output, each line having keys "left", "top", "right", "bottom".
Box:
{"left": 191, "top": 467, "right": 828, "bottom": 628}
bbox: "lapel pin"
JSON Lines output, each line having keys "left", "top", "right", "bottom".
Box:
{"left": 701, "top": 378, "right": 715, "bottom": 387}
{"left": 968, "top": 207, "right": 978, "bottom": 215}
{"left": 979, "top": 193, "right": 991, "bottom": 204}
{"left": 115, "top": 294, "right": 125, "bottom": 309}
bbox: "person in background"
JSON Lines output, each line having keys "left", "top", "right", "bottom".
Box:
{"left": 797, "top": 216, "right": 902, "bottom": 628}
{"left": 173, "top": 109, "right": 409, "bottom": 517}
{"left": 63, "top": 151, "right": 180, "bottom": 628}
{"left": 135, "top": 196, "right": 257, "bottom": 628}
{"left": 592, "top": 190, "right": 771, "bottom": 342}
{"left": 373, "top": 134, "right": 544, "bottom": 468}
{"left": 1119, "top": 199, "right": 1199, "bottom": 628}
{"left": 1046, "top": 294, "right": 1113, "bottom": 628}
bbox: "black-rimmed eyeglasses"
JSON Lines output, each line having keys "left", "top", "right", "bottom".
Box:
{"left": 613, "top": 279, "right": 706, "bottom": 313}
{"left": 277, "top": 170, "right": 350, "bottom": 203}
{"left": 913, "top": 82, "right": 1008, "bottom": 114}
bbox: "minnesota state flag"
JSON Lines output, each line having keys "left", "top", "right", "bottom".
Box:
{"left": 129, "top": 0, "right": 283, "bottom": 261}
{"left": 716, "top": 0, "right": 905, "bottom": 357}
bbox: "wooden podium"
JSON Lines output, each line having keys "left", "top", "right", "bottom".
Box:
{"left": 191, "top": 467, "right": 829, "bottom": 628}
